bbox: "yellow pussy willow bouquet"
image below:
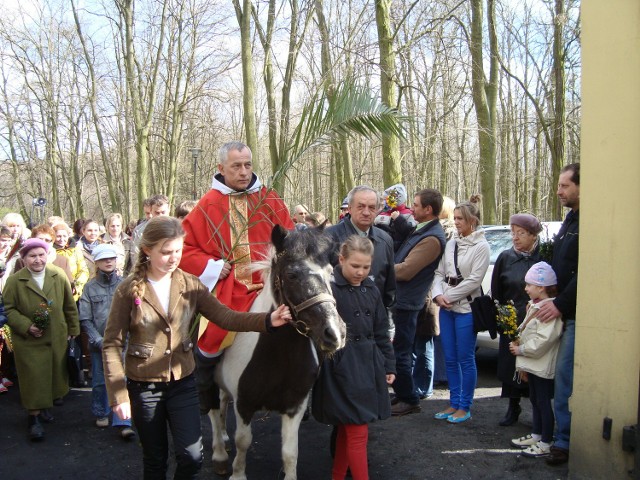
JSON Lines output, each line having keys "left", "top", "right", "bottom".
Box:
{"left": 495, "top": 300, "right": 519, "bottom": 342}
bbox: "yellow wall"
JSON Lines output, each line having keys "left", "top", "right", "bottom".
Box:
{"left": 572, "top": 0, "right": 640, "bottom": 477}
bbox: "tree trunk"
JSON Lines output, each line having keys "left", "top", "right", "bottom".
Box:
{"left": 233, "top": 0, "right": 259, "bottom": 168}
{"left": 550, "top": 0, "right": 566, "bottom": 220}
{"left": 375, "top": 0, "right": 401, "bottom": 187}
{"left": 469, "top": 0, "right": 498, "bottom": 224}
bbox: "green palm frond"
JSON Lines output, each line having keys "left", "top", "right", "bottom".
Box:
{"left": 270, "top": 81, "right": 406, "bottom": 186}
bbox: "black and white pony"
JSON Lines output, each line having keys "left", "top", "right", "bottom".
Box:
{"left": 208, "top": 225, "right": 346, "bottom": 480}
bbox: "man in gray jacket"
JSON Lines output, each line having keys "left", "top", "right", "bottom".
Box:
{"left": 326, "top": 186, "right": 396, "bottom": 309}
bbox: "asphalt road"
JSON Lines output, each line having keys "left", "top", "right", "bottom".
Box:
{"left": 0, "top": 349, "right": 569, "bottom": 479}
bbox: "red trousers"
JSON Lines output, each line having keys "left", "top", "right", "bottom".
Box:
{"left": 332, "top": 423, "right": 369, "bottom": 480}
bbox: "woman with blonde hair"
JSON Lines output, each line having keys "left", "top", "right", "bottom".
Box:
{"left": 53, "top": 223, "right": 89, "bottom": 301}
{"left": 1, "top": 213, "right": 31, "bottom": 287}
{"left": 101, "top": 213, "right": 134, "bottom": 276}
{"left": 432, "top": 195, "right": 490, "bottom": 423}
{"left": 78, "top": 220, "right": 102, "bottom": 277}
{"left": 102, "top": 216, "right": 291, "bottom": 479}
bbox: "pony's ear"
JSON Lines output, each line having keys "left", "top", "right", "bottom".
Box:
{"left": 317, "top": 220, "right": 328, "bottom": 232}
{"left": 271, "top": 225, "right": 288, "bottom": 252}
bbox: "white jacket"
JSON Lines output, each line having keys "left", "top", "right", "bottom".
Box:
{"left": 432, "top": 229, "right": 490, "bottom": 313}
{"left": 515, "top": 298, "right": 563, "bottom": 379}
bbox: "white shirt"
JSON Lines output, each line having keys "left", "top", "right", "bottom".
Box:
{"left": 147, "top": 276, "right": 171, "bottom": 315}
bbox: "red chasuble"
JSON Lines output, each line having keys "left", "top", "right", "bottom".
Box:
{"left": 180, "top": 177, "right": 294, "bottom": 354}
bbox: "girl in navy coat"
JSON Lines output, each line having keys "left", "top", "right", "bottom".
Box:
{"left": 313, "top": 235, "right": 396, "bottom": 480}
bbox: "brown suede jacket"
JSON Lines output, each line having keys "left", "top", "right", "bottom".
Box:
{"left": 103, "top": 268, "right": 270, "bottom": 406}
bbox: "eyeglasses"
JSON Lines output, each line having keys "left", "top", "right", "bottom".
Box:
{"left": 510, "top": 231, "right": 531, "bottom": 238}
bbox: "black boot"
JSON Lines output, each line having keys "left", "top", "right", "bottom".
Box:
{"left": 499, "top": 399, "right": 521, "bottom": 427}
{"left": 28, "top": 414, "right": 44, "bottom": 441}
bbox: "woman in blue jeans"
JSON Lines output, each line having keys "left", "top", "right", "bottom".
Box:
{"left": 432, "top": 197, "right": 490, "bottom": 423}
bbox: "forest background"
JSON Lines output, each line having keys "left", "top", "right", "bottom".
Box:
{"left": 0, "top": 0, "right": 580, "bottom": 226}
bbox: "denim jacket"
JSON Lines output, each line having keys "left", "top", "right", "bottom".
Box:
{"left": 79, "top": 270, "right": 123, "bottom": 350}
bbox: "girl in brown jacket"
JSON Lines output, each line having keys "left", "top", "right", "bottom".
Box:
{"left": 103, "top": 216, "right": 290, "bottom": 479}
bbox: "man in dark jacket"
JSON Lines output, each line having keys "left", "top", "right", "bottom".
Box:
{"left": 390, "top": 189, "right": 446, "bottom": 415}
{"left": 537, "top": 163, "right": 580, "bottom": 466}
{"left": 326, "top": 186, "right": 396, "bottom": 309}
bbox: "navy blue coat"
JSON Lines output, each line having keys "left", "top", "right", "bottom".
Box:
{"left": 312, "top": 267, "right": 396, "bottom": 425}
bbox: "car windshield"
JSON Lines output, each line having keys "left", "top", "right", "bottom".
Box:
{"left": 484, "top": 229, "right": 512, "bottom": 264}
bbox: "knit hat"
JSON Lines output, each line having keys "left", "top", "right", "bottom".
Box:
{"left": 20, "top": 238, "right": 50, "bottom": 257}
{"left": 525, "top": 261, "right": 557, "bottom": 287}
{"left": 92, "top": 244, "right": 118, "bottom": 261}
{"left": 509, "top": 213, "right": 542, "bottom": 234}
{"left": 341, "top": 197, "right": 349, "bottom": 209}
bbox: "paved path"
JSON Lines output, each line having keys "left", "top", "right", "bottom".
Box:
{"left": 0, "top": 351, "right": 569, "bottom": 479}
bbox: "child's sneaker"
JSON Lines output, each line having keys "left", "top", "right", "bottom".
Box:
{"left": 2, "top": 377, "right": 13, "bottom": 387}
{"left": 511, "top": 434, "right": 538, "bottom": 448}
{"left": 522, "top": 441, "right": 552, "bottom": 458}
{"left": 0, "top": 383, "right": 7, "bottom": 394}
{"left": 96, "top": 417, "right": 109, "bottom": 428}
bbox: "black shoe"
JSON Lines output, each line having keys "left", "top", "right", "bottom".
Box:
{"left": 38, "top": 409, "right": 54, "bottom": 423}
{"left": 499, "top": 404, "right": 521, "bottom": 427}
{"left": 53, "top": 397, "right": 64, "bottom": 407}
{"left": 28, "top": 415, "right": 44, "bottom": 441}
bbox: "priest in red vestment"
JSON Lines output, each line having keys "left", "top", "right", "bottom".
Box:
{"left": 180, "top": 141, "right": 294, "bottom": 357}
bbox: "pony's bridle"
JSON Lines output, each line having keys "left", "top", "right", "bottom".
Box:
{"left": 273, "top": 254, "right": 336, "bottom": 337}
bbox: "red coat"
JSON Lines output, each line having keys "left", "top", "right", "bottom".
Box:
{"left": 180, "top": 175, "right": 293, "bottom": 354}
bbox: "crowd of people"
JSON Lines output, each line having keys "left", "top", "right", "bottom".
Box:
{"left": 0, "top": 141, "right": 580, "bottom": 478}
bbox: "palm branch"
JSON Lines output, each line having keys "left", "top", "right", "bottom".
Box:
{"left": 270, "top": 80, "right": 406, "bottom": 187}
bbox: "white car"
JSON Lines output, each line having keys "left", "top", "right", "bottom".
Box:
{"left": 476, "top": 222, "right": 562, "bottom": 351}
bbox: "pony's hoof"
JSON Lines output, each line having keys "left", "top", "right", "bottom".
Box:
{"left": 213, "top": 460, "right": 230, "bottom": 476}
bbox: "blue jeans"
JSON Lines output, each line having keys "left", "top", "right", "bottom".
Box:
{"left": 553, "top": 319, "right": 575, "bottom": 450}
{"left": 128, "top": 374, "right": 203, "bottom": 480}
{"left": 90, "top": 349, "right": 130, "bottom": 427}
{"left": 391, "top": 308, "right": 420, "bottom": 405}
{"left": 439, "top": 309, "right": 477, "bottom": 411}
{"left": 412, "top": 335, "right": 434, "bottom": 397}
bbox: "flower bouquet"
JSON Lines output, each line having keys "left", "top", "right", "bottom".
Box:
{"left": 32, "top": 301, "right": 53, "bottom": 331}
{"left": 0, "top": 325, "right": 12, "bottom": 352}
{"left": 495, "top": 300, "right": 519, "bottom": 343}
{"left": 385, "top": 187, "right": 400, "bottom": 210}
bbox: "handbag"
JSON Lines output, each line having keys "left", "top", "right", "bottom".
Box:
{"left": 416, "top": 298, "right": 439, "bottom": 337}
{"left": 453, "top": 244, "right": 497, "bottom": 338}
{"left": 67, "top": 338, "right": 86, "bottom": 388}
{"left": 470, "top": 295, "right": 497, "bottom": 338}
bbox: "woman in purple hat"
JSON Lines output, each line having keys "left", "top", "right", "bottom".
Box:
{"left": 3, "top": 238, "right": 80, "bottom": 441}
{"left": 491, "top": 213, "right": 542, "bottom": 426}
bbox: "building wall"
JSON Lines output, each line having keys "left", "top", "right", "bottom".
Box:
{"left": 571, "top": 1, "right": 640, "bottom": 477}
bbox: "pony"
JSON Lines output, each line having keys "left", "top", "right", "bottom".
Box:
{"left": 208, "top": 224, "right": 347, "bottom": 480}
